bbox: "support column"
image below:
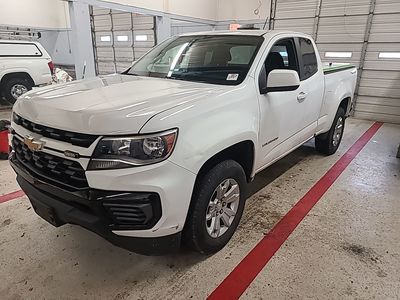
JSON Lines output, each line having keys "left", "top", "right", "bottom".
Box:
{"left": 155, "top": 15, "right": 171, "bottom": 44}
{"left": 69, "top": 0, "right": 96, "bottom": 79}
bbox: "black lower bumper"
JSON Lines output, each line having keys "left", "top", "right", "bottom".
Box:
{"left": 10, "top": 157, "right": 181, "bottom": 256}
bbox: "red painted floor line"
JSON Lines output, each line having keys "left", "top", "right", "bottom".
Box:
{"left": 0, "top": 190, "right": 25, "bottom": 204}
{"left": 208, "top": 122, "right": 383, "bottom": 300}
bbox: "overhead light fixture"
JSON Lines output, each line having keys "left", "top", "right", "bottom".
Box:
{"left": 325, "top": 52, "right": 352, "bottom": 58}
{"left": 379, "top": 52, "right": 400, "bottom": 59}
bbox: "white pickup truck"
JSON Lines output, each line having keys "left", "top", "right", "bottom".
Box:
{"left": 10, "top": 30, "right": 357, "bottom": 255}
{"left": 0, "top": 40, "right": 53, "bottom": 103}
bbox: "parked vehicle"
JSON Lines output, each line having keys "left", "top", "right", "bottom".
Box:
{"left": 0, "top": 40, "right": 53, "bottom": 103}
{"left": 9, "top": 30, "right": 357, "bottom": 255}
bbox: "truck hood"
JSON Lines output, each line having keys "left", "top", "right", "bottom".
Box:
{"left": 13, "top": 74, "right": 227, "bottom": 135}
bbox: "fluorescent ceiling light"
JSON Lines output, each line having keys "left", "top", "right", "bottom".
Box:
{"left": 117, "top": 35, "right": 129, "bottom": 42}
{"left": 100, "top": 35, "right": 111, "bottom": 42}
{"left": 135, "top": 35, "right": 148, "bottom": 41}
{"left": 325, "top": 52, "right": 352, "bottom": 58}
{"left": 379, "top": 52, "right": 400, "bottom": 59}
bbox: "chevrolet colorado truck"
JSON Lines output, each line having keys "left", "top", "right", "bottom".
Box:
{"left": 9, "top": 30, "right": 357, "bottom": 255}
{"left": 0, "top": 40, "right": 53, "bottom": 103}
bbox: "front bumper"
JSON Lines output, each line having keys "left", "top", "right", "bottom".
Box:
{"left": 10, "top": 155, "right": 183, "bottom": 255}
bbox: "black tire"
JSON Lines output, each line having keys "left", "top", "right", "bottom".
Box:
{"left": 183, "top": 160, "right": 247, "bottom": 254}
{"left": 3, "top": 77, "right": 32, "bottom": 104}
{"left": 315, "top": 107, "right": 346, "bottom": 155}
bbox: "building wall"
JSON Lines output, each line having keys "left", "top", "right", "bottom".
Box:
{"left": 217, "top": 0, "right": 271, "bottom": 21}
{"left": 38, "top": 31, "right": 74, "bottom": 66}
{"left": 102, "top": 0, "right": 218, "bottom": 20}
{"left": 0, "top": 0, "right": 70, "bottom": 29}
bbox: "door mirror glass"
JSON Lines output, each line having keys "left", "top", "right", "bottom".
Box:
{"left": 265, "top": 69, "right": 300, "bottom": 93}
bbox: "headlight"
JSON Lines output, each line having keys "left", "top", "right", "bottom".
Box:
{"left": 88, "top": 129, "right": 178, "bottom": 170}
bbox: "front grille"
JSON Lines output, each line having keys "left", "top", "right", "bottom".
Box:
{"left": 12, "top": 137, "right": 88, "bottom": 190}
{"left": 101, "top": 193, "right": 162, "bottom": 230}
{"left": 13, "top": 114, "right": 98, "bottom": 148}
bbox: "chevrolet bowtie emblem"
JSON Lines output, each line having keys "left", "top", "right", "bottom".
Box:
{"left": 24, "top": 136, "right": 45, "bottom": 152}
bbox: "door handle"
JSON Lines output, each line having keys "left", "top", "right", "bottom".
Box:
{"left": 297, "top": 92, "right": 307, "bottom": 102}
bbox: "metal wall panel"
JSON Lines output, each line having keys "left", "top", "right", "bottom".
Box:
{"left": 274, "top": 18, "right": 315, "bottom": 35}
{"left": 171, "top": 19, "right": 214, "bottom": 35}
{"left": 271, "top": 0, "right": 400, "bottom": 123}
{"left": 374, "top": 0, "right": 400, "bottom": 14}
{"left": 275, "top": 0, "right": 319, "bottom": 19}
{"left": 368, "top": 14, "right": 400, "bottom": 43}
{"left": 114, "top": 47, "right": 134, "bottom": 61}
{"left": 317, "top": 43, "right": 363, "bottom": 67}
{"left": 316, "top": 15, "right": 368, "bottom": 43}
{"left": 112, "top": 13, "right": 132, "bottom": 31}
{"left": 133, "top": 15, "right": 155, "bottom": 30}
{"left": 93, "top": 15, "right": 112, "bottom": 31}
{"left": 320, "top": 0, "right": 370, "bottom": 16}
{"left": 90, "top": 7, "right": 156, "bottom": 75}
{"left": 92, "top": 7, "right": 111, "bottom": 16}
{"left": 354, "top": 3, "right": 400, "bottom": 123}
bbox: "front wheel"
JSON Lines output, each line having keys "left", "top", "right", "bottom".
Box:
{"left": 183, "top": 160, "right": 247, "bottom": 254}
{"left": 315, "top": 107, "right": 346, "bottom": 155}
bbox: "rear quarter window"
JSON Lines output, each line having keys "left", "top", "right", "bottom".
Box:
{"left": 298, "top": 38, "right": 318, "bottom": 80}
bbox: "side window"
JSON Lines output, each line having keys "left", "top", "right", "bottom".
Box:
{"left": 264, "top": 38, "right": 300, "bottom": 77}
{"left": 298, "top": 38, "right": 318, "bottom": 80}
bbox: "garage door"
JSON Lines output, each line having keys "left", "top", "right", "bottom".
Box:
{"left": 354, "top": 0, "right": 400, "bottom": 123}
{"left": 90, "top": 7, "right": 156, "bottom": 75}
{"left": 272, "top": 0, "right": 369, "bottom": 68}
{"left": 270, "top": 0, "right": 400, "bottom": 124}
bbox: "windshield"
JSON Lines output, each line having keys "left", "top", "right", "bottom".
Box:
{"left": 126, "top": 35, "right": 264, "bottom": 85}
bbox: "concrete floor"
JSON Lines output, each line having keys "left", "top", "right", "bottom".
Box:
{"left": 0, "top": 113, "right": 399, "bottom": 299}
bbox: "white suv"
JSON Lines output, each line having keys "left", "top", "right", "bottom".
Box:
{"left": 0, "top": 40, "right": 53, "bottom": 103}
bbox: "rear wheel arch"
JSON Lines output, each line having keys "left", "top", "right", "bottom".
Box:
{"left": 339, "top": 97, "right": 351, "bottom": 116}
{"left": 0, "top": 72, "right": 35, "bottom": 87}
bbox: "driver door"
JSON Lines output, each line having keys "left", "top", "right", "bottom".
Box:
{"left": 256, "top": 37, "right": 308, "bottom": 170}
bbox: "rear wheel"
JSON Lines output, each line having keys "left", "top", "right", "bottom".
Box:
{"left": 3, "top": 77, "right": 32, "bottom": 104}
{"left": 184, "top": 160, "right": 246, "bottom": 254}
{"left": 315, "top": 107, "right": 345, "bottom": 155}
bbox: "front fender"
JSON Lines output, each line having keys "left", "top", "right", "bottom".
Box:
{"left": 140, "top": 82, "right": 260, "bottom": 175}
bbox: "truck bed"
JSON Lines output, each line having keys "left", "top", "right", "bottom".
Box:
{"left": 323, "top": 63, "right": 356, "bottom": 75}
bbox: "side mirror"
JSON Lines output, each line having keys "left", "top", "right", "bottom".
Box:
{"left": 259, "top": 69, "right": 300, "bottom": 94}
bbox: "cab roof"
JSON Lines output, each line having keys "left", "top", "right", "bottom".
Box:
{"left": 179, "top": 29, "right": 306, "bottom": 37}
{"left": 0, "top": 39, "right": 40, "bottom": 44}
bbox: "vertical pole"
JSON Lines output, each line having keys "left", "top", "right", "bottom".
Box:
{"left": 313, "top": 0, "right": 323, "bottom": 40}
{"left": 88, "top": 5, "right": 98, "bottom": 75}
{"left": 109, "top": 9, "right": 117, "bottom": 73}
{"left": 352, "top": 0, "right": 376, "bottom": 115}
{"left": 269, "top": 0, "right": 277, "bottom": 30}
{"left": 68, "top": 0, "right": 96, "bottom": 78}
